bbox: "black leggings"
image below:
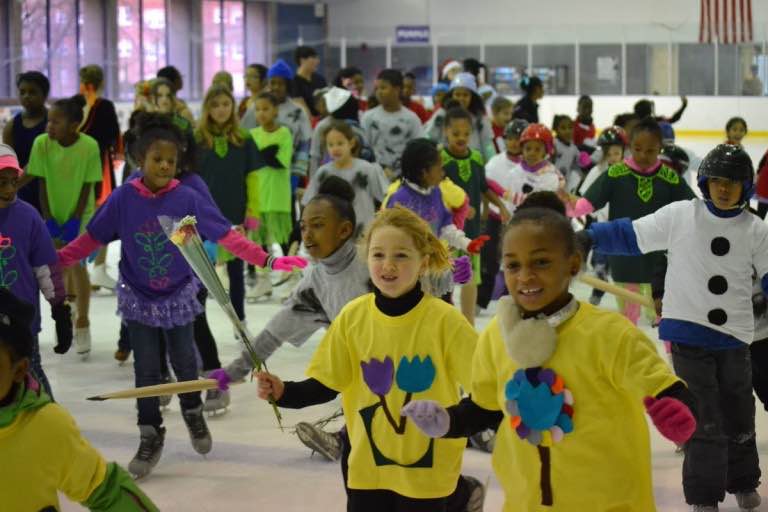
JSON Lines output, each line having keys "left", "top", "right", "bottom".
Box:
{"left": 227, "top": 258, "right": 245, "bottom": 321}
{"left": 339, "top": 429, "right": 470, "bottom": 512}
{"left": 477, "top": 216, "right": 502, "bottom": 309}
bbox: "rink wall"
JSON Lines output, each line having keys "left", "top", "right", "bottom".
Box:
{"left": 1, "top": 96, "right": 767, "bottom": 137}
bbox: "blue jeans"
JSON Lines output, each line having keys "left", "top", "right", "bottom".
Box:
{"left": 127, "top": 320, "right": 201, "bottom": 427}
{"left": 30, "top": 335, "right": 53, "bottom": 399}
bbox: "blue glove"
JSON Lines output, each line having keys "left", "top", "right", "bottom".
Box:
{"left": 60, "top": 219, "right": 81, "bottom": 243}
{"left": 46, "top": 219, "right": 62, "bottom": 239}
{"left": 203, "top": 240, "right": 218, "bottom": 264}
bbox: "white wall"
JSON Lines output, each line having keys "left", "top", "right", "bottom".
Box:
{"left": 327, "top": 0, "right": 768, "bottom": 45}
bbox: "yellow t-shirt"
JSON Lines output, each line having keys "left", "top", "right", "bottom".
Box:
{"left": 306, "top": 293, "right": 477, "bottom": 499}
{"left": 0, "top": 403, "right": 107, "bottom": 510}
{"left": 472, "top": 301, "right": 680, "bottom": 512}
{"left": 383, "top": 178, "right": 466, "bottom": 212}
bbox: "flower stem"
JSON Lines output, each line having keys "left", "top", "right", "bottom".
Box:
{"left": 378, "top": 394, "right": 399, "bottom": 431}
{"left": 396, "top": 393, "right": 413, "bottom": 434}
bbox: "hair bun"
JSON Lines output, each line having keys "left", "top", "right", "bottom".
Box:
{"left": 134, "top": 112, "right": 178, "bottom": 137}
{"left": 318, "top": 175, "right": 356, "bottom": 203}
{"left": 516, "top": 191, "right": 567, "bottom": 217}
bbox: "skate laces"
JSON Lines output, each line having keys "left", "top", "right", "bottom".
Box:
{"left": 184, "top": 410, "right": 209, "bottom": 438}
{"left": 137, "top": 434, "right": 161, "bottom": 460}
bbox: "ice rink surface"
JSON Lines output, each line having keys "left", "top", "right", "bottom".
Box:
{"left": 47, "top": 136, "right": 768, "bottom": 511}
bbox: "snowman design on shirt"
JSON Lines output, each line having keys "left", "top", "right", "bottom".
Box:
{"left": 359, "top": 355, "right": 437, "bottom": 467}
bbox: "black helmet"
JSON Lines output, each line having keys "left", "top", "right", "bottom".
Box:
{"left": 596, "top": 126, "right": 628, "bottom": 148}
{"left": 697, "top": 144, "right": 754, "bottom": 206}
{"left": 659, "top": 144, "right": 690, "bottom": 175}
{"left": 504, "top": 119, "right": 529, "bottom": 139}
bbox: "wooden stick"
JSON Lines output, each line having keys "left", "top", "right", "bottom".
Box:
{"left": 577, "top": 274, "right": 656, "bottom": 309}
{"left": 87, "top": 379, "right": 236, "bottom": 401}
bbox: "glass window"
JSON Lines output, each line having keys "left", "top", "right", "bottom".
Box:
{"left": 20, "top": 0, "right": 48, "bottom": 75}
{"left": 532, "top": 45, "right": 575, "bottom": 95}
{"left": 49, "top": 0, "right": 78, "bottom": 97}
{"left": 485, "top": 45, "right": 527, "bottom": 95}
{"left": 142, "top": 0, "right": 166, "bottom": 78}
{"left": 579, "top": 44, "right": 622, "bottom": 95}
{"left": 744, "top": 44, "right": 766, "bottom": 96}
{"left": 117, "top": 0, "right": 141, "bottom": 100}
{"left": 679, "top": 44, "right": 715, "bottom": 95}
{"left": 222, "top": 1, "right": 245, "bottom": 97}
{"left": 346, "top": 44, "right": 387, "bottom": 97}
{"left": 202, "top": 0, "right": 222, "bottom": 92}
{"left": 717, "top": 44, "right": 739, "bottom": 96}
{"left": 392, "top": 46, "right": 432, "bottom": 95}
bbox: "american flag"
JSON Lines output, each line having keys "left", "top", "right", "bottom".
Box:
{"left": 700, "top": 0, "right": 753, "bottom": 43}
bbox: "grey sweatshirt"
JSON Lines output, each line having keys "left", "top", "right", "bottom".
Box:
{"left": 226, "top": 238, "right": 371, "bottom": 379}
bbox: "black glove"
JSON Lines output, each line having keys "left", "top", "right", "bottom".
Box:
{"left": 754, "top": 293, "right": 768, "bottom": 318}
{"left": 51, "top": 302, "right": 73, "bottom": 354}
{"left": 260, "top": 145, "right": 283, "bottom": 168}
{"left": 575, "top": 230, "right": 593, "bottom": 261}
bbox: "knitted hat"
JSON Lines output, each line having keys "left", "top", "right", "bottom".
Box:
{"left": 0, "top": 144, "right": 23, "bottom": 177}
{"left": 324, "top": 87, "right": 352, "bottom": 113}
{"left": 441, "top": 60, "right": 462, "bottom": 80}
{"left": 431, "top": 83, "right": 449, "bottom": 95}
{"left": 267, "top": 59, "right": 294, "bottom": 81}
{"left": 449, "top": 72, "right": 478, "bottom": 94}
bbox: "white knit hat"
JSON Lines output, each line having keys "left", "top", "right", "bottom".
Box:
{"left": 324, "top": 86, "right": 353, "bottom": 113}
{"left": 441, "top": 60, "right": 462, "bottom": 80}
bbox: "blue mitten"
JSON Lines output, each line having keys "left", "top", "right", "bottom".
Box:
{"left": 46, "top": 219, "right": 62, "bottom": 239}
{"left": 401, "top": 400, "right": 450, "bottom": 438}
{"left": 61, "top": 219, "right": 81, "bottom": 243}
{"left": 203, "top": 240, "right": 218, "bottom": 264}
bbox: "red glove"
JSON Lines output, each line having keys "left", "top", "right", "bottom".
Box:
{"left": 466, "top": 235, "right": 490, "bottom": 254}
{"left": 643, "top": 396, "right": 696, "bottom": 445}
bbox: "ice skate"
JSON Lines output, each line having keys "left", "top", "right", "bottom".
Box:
{"left": 203, "top": 388, "right": 230, "bottom": 415}
{"left": 247, "top": 272, "right": 272, "bottom": 303}
{"left": 90, "top": 263, "right": 117, "bottom": 290}
{"left": 74, "top": 327, "right": 91, "bottom": 361}
{"left": 691, "top": 505, "right": 718, "bottom": 511}
{"left": 735, "top": 490, "right": 761, "bottom": 511}
{"left": 463, "top": 475, "right": 486, "bottom": 512}
{"left": 129, "top": 425, "right": 165, "bottom": 479}
{"left": 182, "top": 404, "right": 212, "bottom": 454}
{"left": 468, "top": 428, "right": 496, "bottom": 453}
{"left": 279, "top": 269, "right": 302, "bottom": 303}
{"left": 295, "top": 422, "right": 342, "bottom": 461}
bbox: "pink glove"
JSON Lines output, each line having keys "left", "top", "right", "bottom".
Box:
{"left": 401, "top": 400, "right": 450, "bottom": 438}
{"left": 271, "top": 256, "right": 308, "bottom": 272}
{"left": 208, "top": 368, "right": 231, "bottom": 391}
{"left": 244, "top": 216, "right": 260, "bottom": 231}
{"left": 644, "top": 396, "right": 696, "bottom": 445}
{"left": 467, "top": 235, "right": 490, "bottom": 254}
{"left": 578, "top": 151, "right": 592, "bottom": 168}
{"left": 452, "top": 255, "right": 472, "bottom": 284}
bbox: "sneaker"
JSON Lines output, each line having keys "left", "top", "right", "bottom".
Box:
{"left": 463, "top": 475, "right": 486, "bottom": 512}
{"left": 735, "top": 490, "right": 761, "bottom": 511}
{"left": 203, "top": 388, "right": 230, "bottom": 414}
{"left": 295, "top": 422, "right": 342, "bottom": 461}
{"left": 74, "top": 327, "right": 91, "bottom": 360}
{"left": 90, "top": 264, "right": 117, "bottom": 290}
{"left": 468, "top": 429, "right": 496, "bottom": 453}
{"left": 247, "top": 273, "right": 272, "bottom": 303}
{"left": 114, "top": 348, "right": 131, "bottom": 364}
{"left": 129, "top": 425, "right": 165, "bottom": 479}
{"left": 691, "top": 506, "right": 718, "bottom": 512}
{"left": 182, "top": 405, "right": 212, "bottom": 454}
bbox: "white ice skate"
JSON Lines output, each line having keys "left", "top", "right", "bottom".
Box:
{"left": 203, "top": 388, "right": 230, "bottom": 415}
{"left": 247, "top": 273, "right": 272, "bottom": 303}
{"left": 295, "top": 422, "right": 342, "bottom": 461}
{"left": 463, "top": 475, "right": 487, "bottom": 512}
{"left": 90, "top": 264, "right": 117, "bottom": 290}
{"left": 74, "top": 327, "right": 91, "bottom": 361}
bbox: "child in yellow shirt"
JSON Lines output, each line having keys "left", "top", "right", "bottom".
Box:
{"left": 256, "top": 206, "right": 482, "bottom": 511}
{"left": 0, "top": 288, "right": 157, "bottom": 511}
{"left": 404, "top": 192, "right": 697, "bottom": 511}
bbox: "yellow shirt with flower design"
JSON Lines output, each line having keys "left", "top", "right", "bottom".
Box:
{"left": 306, "top": 293, "right": 477, "bottom": 499}
{"left": 472, "top": 301, "right": 681, "bottom": 511}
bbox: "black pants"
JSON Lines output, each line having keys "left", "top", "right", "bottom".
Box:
{"left": 477, "top": 216, "right": 502, "bottom": 309}
{"left": 671, "top": 343, "right": 761, "bottom": 505}
{"left": 339, "top": 429, "right": 471, "bottom": 512}
{"left": 227, "top": 258, "right": 245, "bottom": 321}
{"left": 117, "top": 288, "right": 221, "bottom": 373}
{"left": 750, "top": 337, "right": 768, "bottom": 411}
